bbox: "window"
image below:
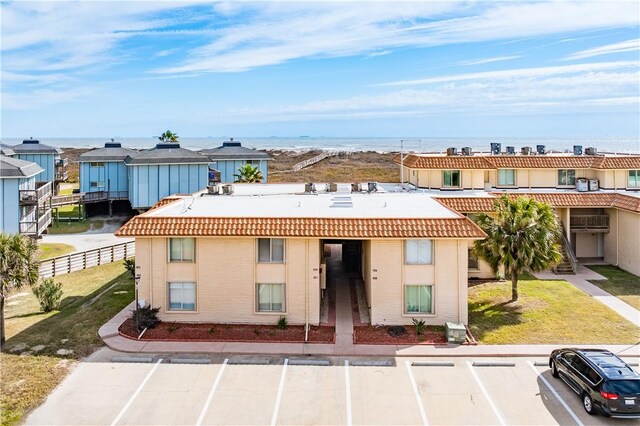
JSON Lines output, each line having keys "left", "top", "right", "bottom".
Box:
{"left": 497, "top": 169, "right": 516, "bottom": 186}
{"left": 168, "top": 238, "right": 195, "bottom": 262}
{"left": 258, "top": 238, "right": 285, "bottom": 263}
{"left": 468, "top": 249, "right": 479, "bottom": 269}
{"left": 443, "top": 170, "right": 461, "bottom": 187}
{"left": 246, "top": 160, "right": 260, "bottom": 165}
{"left": 404, "top": 240, "right": 433, "bottom": 264}
{"left": 558, "top": 169, "right": 576, "bottom": 186}
{"left": 168, "top": 282, "right": 196, "bottom": 311}
{"left": 90, "top": 181, "right": 104, "bottom": 188}
{"left": 89, "top": 162, "right": 105, "bottom": 167}
{"left": 256, "top": 283, "right": 285, "bottom": 312}
{"left": 629, "top": 170, "right": 640, "bottom": 188}
{"left": 405, "top": 285, "right": 433, "bottom": 314}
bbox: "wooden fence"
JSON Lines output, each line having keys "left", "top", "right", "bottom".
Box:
{"left": 39, "top": 241, "right": 135, "bottom": 278}
{"left": 292, "top": 151, "right": 352, "bottom": 171}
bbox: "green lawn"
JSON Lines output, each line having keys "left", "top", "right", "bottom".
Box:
{"left": 48, "top": 219, "right": 104, "bottom": 235}
{"left": 1, "top": 261, "right": 134, "bottom": 426}
{"left": 468, "top": 275, "right": 640, "bottom": 344}
{"left": 36, "top": 243, "right": 76, "bottom": 260}
{"left": 587, "top": 265, "right": 640, "bottom": 310}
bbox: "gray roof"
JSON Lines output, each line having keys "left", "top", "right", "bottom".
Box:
{"left": 124, "top": 143, "right": 210, "bottom": 165}
{"left": 0, "top": 155, "right": 44, "bottom": 178}
{"left": 79, "top": 142, "right": 138, "bottom": 162}
{"left": 200, "top": 141, "right": 272, "bottom": 161}
{"left": 0, "top": 143, "right": 15, "bottom": 156}
{"left": 11, "top": 139, "right": 62, "bottom": 154}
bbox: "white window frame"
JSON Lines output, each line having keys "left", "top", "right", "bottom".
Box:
{"left": 257, "top": 238, "right": 285, "bottom": 263}
{"left": 256, "top": 283, "right": 285, "bottom": 312}
{"left": 167, "top": 282, "right": 196, "bottom": 311}
{"left": 443, "top": 170, "right": 461, "bottom": 188}
{"left": 628, "top": 170, "right": 640, "bottom": 189}
{"left": 497, "top": 169, "right": 516, "bottom": 187}
{"left": 404, "top": 284, "right": 434, "bottom": 315}
{"left": 558, "top": 169, "right": 576, "bottom": 187}
{"left": 168, "top": 238, "right": 195, "bottom": 262}
{"left": 89, "top": 162, "right": 105, "bottom": 167}
{"left": 404, "top": 240, "right": 433, "bottom": 265}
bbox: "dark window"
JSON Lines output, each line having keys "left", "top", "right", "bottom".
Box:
{"left": 605, "top": 380, "right": 640, "bottom": 395}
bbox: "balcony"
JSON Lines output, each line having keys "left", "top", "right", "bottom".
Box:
{"left": 55, "top": 157, "right": 68, "bottom": 167}
{"left": 55, "top": 169, "right": 69, "bottom": 182}
{"left": 569, "top": 215, "right": 609, "bottom": 233}
{"left": 20, "top": 208, "right": 52, "bottom": 236}
{"left": 19, "top": 181, "right": 53, "bottom": 206}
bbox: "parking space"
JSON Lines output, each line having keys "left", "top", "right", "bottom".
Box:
{"left": 27, "top": 356, "right": 637, "bottom": 425}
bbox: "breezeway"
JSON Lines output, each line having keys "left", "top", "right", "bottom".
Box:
{"left": 27, "top": 356, "right": 639, "bottom": 425}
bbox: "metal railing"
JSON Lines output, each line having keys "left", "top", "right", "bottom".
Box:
{"left": 39, "top": 241, "right": 135, "bottom": 278}
{"left": 570, "top": 215, "right": 609, "bottom": 231}
{"left": 19, "top": 208, "right": 52, "bottom": 236}
{"left": 19, "top": 181, "right": 53, "bottom": 205}
{"left": 51, "top": 190, "right": 130, "bottom": 207}
{"left": 555, "top": 225, "right": 577, "bottom": 274}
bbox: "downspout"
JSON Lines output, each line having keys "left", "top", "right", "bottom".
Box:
{"left": 457, "top": 240, "right": 462, "bottom": 322}
{"left": 616, "top": 210, "right": 619, "bottom": 266}
{"left": 149, "top": 238, "right": 153, "bottom": 307}
{"left": 305, "top": 239, "right": 309, "bottom": 342}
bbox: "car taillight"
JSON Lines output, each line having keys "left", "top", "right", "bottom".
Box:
{"left": 600, "top": 390, "right": 619, "bottom": 400}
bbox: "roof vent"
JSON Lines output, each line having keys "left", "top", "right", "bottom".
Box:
{"left": 222, "top": 184, "right": 234, "bottom": 195}
{"left": 23, "top": 139, "right": 40, "bottom": 144}
{"left": 446, "top": 147, "right": 458, "bottom": 156}
{"left": 156, "top": 142, "right": 180, "bottom": 149}
{"left": 536, "top": 144, "right": 546, "bottom": 155}
{"left": 490, "top": 142, "right": 501, "bottom": 155}
{"left": 506, "top": 146, "right": 515, "bottom": 155}
{"left": 330, "top": 195, "right": 353, "bottom": 208}
{"left": 105, "top": 141, "right": 122, "bottom": 148}
{"left": 573, "top": 145, "right": 583, "bottom": 155}
{"left": 222, "top": 137, "right": 242, "bottom": 147}
{"left": 461, "top": 147, "right": 473, "bottom": 156}
{"left": 521, "top": 146, "right": 532, "bottom": 155}
{"left": 585, "top": 147, "right": 597, "bottom": 155}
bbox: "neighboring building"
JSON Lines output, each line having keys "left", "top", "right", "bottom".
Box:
{"left": 116, "top": 184, "right": 485, "bottom": 327}
{"left": 200, "top": 139, "right": 272, "bottom": 183}
{"left": 78, "top": 141, "right": 137, "bottom": 201}
{"left": 124, "top": 142, "right": 210, "bottom": 210}
{"left": 396, "top": 145, "right": 640, "bottom": 276}
{"left": 0, "top": 155, "right": 52, "bottom": 236}
{"left": 11, "top": 139, "right": 67, "bottom": 192}
{"left": 0, "top": 143, "right": 16, "bottom": 156}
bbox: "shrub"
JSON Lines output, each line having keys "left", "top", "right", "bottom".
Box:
{"left": 131, "top": 305, "right": 160, "bottom": 331}
{"left": 123, "top": 258, "right": 136, "bottom": 279}
{"left": 32, "top": 278, "right": 63, "bottom": 312}
{"left": 277, "top": 316, "right": 288, "bottom": 330}
{"left": 207, "top": 326, "right": 216, "bottom": 334}
{"left": 412, "top": 318, "right": 426, "bottom": 336}
{"left": 168, "top": 321, "right": 179, "bottom": 333}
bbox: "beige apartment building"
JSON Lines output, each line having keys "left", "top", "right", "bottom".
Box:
{"left": 396, "top": 146, "right": 640, "bottom": 276}
{"left": 116, "top": 184, "right": 485, "bottom": 327}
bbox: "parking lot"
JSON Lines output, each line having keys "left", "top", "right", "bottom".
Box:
{"left": 27, "top": 355, "right": 638, "bottom": 425}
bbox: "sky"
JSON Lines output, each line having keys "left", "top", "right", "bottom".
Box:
{"left": 1, "top": 0, "right": 640, "bottom": 138}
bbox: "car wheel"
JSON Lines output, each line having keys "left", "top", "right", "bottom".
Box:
{"left": 582, "top": 393, "right": 595, "bottom": 416}
{"left": 550, "top": 360, "right": 559, "bottom": 378}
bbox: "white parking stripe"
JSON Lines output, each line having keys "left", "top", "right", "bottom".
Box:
{"left": 110, "top": 358, "right": 163, "bottom": 426}
{"left": 405, "top": 361, "right": 429, "bottom": 426}
{"left": 345, "top": 360, "right": 352, "bottom": 426}
{"left": 466, "top": 361, "right": 506, "bottom": 426}
{"left": 527, "top": 361, "right": 584, "bottom": 426}
{"left": 195, "top": 358, "right": 228, "bottom": 426}
{"left": 270, "top": 358, "right": 288, "bottom": 426}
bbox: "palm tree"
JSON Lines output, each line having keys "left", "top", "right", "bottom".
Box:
{"left": 158, "top": 130, "right": 179, "bottom": 143}
{"left": 0, "top": 234, "right": 39, "bottom": 348}
{"left": 473, "top": 195, "right": 563, "bottom": 301}
{"left": 234, "top": 164, "right": 263, "bottom": 183}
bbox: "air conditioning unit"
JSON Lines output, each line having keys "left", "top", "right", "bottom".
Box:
{"left": 573, "top": 145, "right": 583, "bottom": 156}
{"left": 305, "top": 182, "right": 316, "bottom": 193}
{"left": 222, "top": 184, "right": 234, "bottom": 195}
{"left": 326, "top": 183, "right": 338, "bottom": 192}
{"left": 445, "top": 322, "right": 467, "bottom": 344}
{"left": 506, "top": 146, "right": 515, "bottom": 155}
{"left": 367, "top": 182, "right": 378, "bottom": 193}
{"left": 207, "top": 184, "right": 220, "bottom": 195}
{"left": 585, "top": 147, "right": 597, "bottom": 155}
{"left": 536, "top": 145, "right": 546, "bottom": 155}
{"left": 446, "top": 147, "right": 458, "bottom": 156}
{"left": 589, "top": 179, "right": 599, "bottom": 191}
{"left": 576, "top": 178, "right": 589, "bottom": 192}
{"left": 490, "top": 142, "right": 501, "bottom": 155}
{"left": 351, "top": 183, "right": 362, "bottom": 192}
{"left": 521, "top": 146, "right": 532, "bottom": 155}
{"left": 461, "top": 147, "right": 473, "bottom": 156}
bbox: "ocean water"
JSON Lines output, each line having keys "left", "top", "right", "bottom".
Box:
{"left": 2, "top": 136, "right": 639, "bottom": 153}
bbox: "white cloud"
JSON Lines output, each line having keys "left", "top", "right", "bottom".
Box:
{"left": 564, "top": 38, "right": 640, "bottom": 60}
{"left": 460, "top": 55, "right": 521, "bottom": 66}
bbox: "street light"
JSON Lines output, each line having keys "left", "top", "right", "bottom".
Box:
{"left": 134, "top": 274, "right": 141, "bottom": 333}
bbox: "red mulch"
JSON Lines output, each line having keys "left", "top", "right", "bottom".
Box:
{"left": 119, "top": 318, "right": 335, "bottom": 344}
{"left": 354, "top": 325, "right": 448, "bottom": 345}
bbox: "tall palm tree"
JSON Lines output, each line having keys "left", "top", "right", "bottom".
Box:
{"left": 158, "top": 130, "right": 179, "bottom": 143}
{"left": 473, "top": 195, "right": 563, "bottom": 301}
{"left": 234, "top": 164, "right": 263, "bottom": 183}
{"left": 0, "top": 234, "right": 39, "bottom": 348}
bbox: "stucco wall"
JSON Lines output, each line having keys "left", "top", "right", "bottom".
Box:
{"left": 575, "top": 233, "right": 601, "bottom": 258}
{"left": 617, "top": 210, "right": 640, "bottom": 276}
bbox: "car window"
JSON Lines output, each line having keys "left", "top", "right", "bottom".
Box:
{"left": 562, "top": 353, "right": 576, "bottom": 363}
{"left": 605, "top": 380, "right": 640, "bottom": 395}
{"left": 584, "top": 367, "right": 601, "bottom": 384}
{"left": 571, "top": 357, "right": 590, "bottom": 377}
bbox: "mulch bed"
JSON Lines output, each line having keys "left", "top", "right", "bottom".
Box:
{"left": 119, "top": 318, "right": 335, "bottom": 344}
{"left": 354, "top": 325, "right": 448, "bottom": 345}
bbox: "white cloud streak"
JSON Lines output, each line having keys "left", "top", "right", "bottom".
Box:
{"left": 564, "top": 38, "right": 640, "bottom": 60}
{"left": 460, "top": 55, "right": 522, "bottom": 66}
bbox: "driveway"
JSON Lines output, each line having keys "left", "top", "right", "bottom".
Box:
{"left": 41, "top": 219, "right": 133, "bottom": 253}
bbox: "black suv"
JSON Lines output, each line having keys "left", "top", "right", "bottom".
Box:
{"left": 549, "top": 348, "right": 640, "bottom": 418}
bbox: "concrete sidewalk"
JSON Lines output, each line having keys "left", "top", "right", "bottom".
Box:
{"left": 100, "top": 303, "right": 640, "bottom": 358}
{"left": 533, "top": 265, "right": 640, "bottom": 327}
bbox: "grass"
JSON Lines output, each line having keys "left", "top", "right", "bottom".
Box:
{"left": 1, "top": 261, "right": 134, "bottom": 425}
{"left": 468, "top": 275, "right": 640, "bottom": 344}
{"left": 36, "top": 243, "right": 76, "bottom": 260}
{"left": 587, "top": 265, "right": 640, "bottom": 310}
{"left": 48, "top": 219, "right": 104, "bottom": 235}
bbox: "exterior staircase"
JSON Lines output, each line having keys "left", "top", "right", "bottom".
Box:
{"left": 554, "top": 226, "right": 577, "bottom": 275}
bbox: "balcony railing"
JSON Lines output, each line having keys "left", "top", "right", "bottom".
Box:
{"left": 569, "top": 215, "right": 610, "bottom": 232}
{"left": 19, "top": 181, "right": 53, "bottom": 206}
{"left": 20, "top": 208, "right": 52, "bottom": 235}
{"left": 55, "top": 157, "right": 68, "bottom": 167}
{"left": 55, "top": 169, "right": 69, "bottom": 181}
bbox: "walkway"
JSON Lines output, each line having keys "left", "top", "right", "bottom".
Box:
{"left": 533, "top": 264, "right": 640, "bottom": 327}
{"left": 329, "top": 245, "right": 356, "bottom": 354}
{"left": 41, "top": 219, "right": 133, "bottom": 253}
